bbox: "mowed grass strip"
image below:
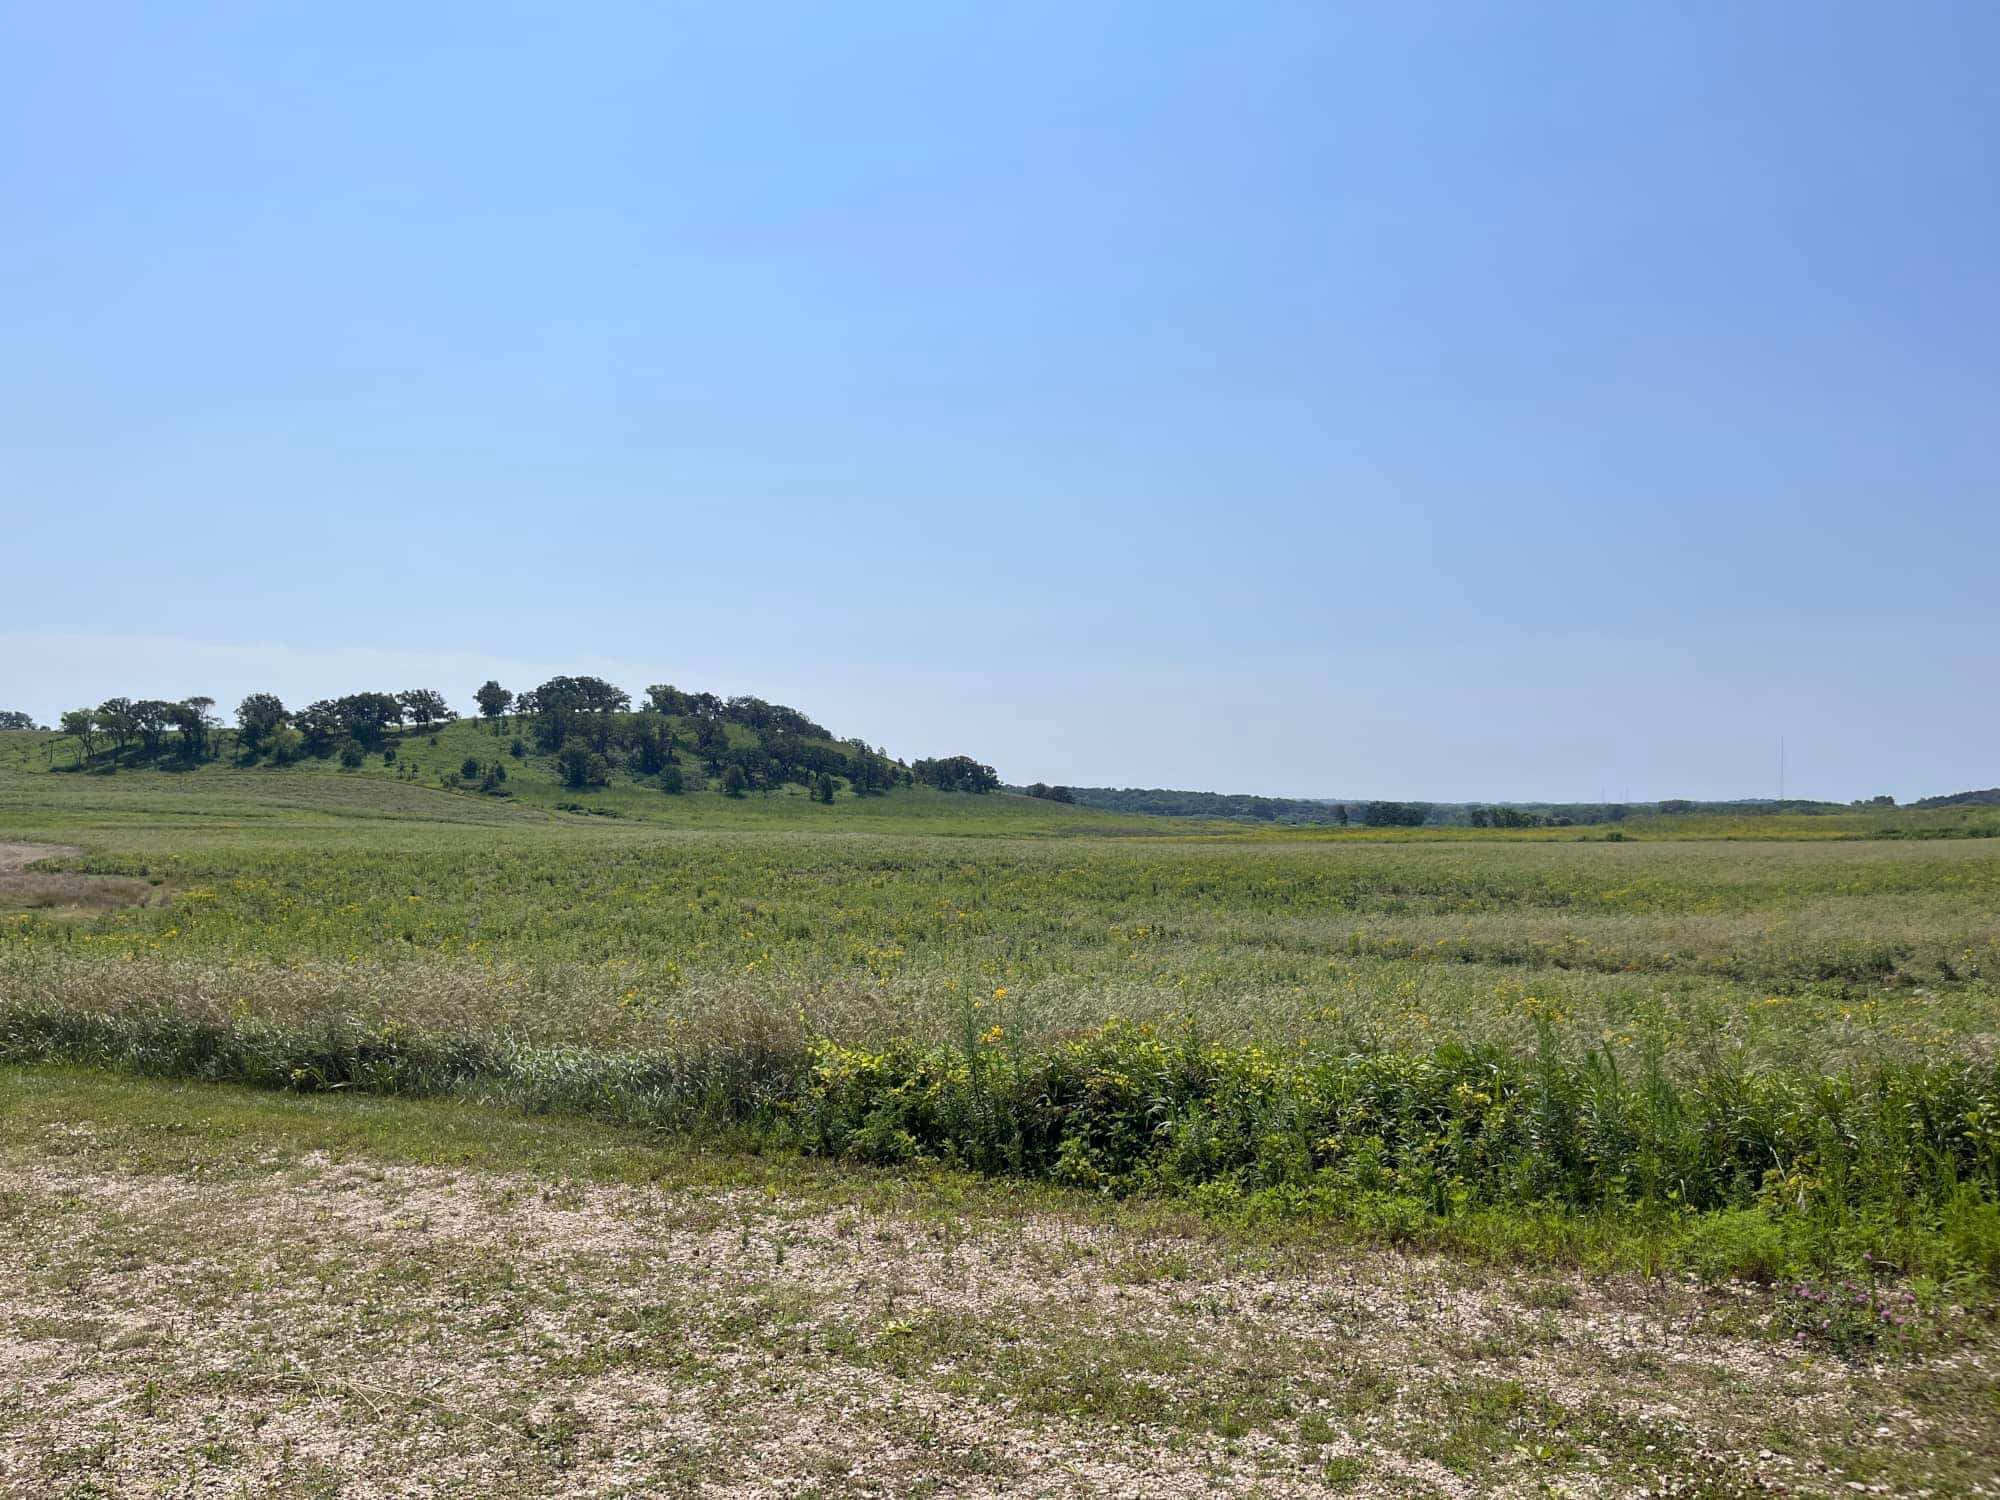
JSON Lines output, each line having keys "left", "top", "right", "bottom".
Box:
{"left": 4, "top": 1069, "right": 1996, "bottom": 1498}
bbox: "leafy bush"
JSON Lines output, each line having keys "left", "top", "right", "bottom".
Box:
{"left": 337, "top": 740, "right": 366, "bottom": 769}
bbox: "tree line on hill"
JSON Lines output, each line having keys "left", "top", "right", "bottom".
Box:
{"left": 1065, "top": 787, "right": 1650, "bottom": 827}
{"left": 1060, "top": 787, "right": 1370, "bottom": 824}
{"left": 34, "top": 680, "right": 1000, "bottom": 802}
{"left": 1909, "top": 788, "right": 2000, "bottom": 809}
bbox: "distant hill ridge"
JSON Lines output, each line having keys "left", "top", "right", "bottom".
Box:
{"left": 1910, "top": 788, "right": 2000, "bottom": 809}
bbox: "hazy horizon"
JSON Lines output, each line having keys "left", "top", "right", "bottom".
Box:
{"left": 6, "top": 5, "right": 1995, "bottom": 804}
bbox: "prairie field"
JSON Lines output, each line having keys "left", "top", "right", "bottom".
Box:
{"left": 4, "top": 751, "right": 2000, "bottom": 1494}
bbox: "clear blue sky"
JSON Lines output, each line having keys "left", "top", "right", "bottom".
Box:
{"left": 5, "top": 2, "right": 1995, "bottom": 801}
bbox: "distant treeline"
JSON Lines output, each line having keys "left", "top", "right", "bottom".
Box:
{"left": 1910, "top": 788, "right": 2000, "bottom": 809}
{"left": 1063, "top": 787, "right": 1914, "bottom": 828}
{"left": 1063, "top": 788, "right": 1358, "bottom": 824}
{"left": 36, "top": 680, "right": 999, "bottom": 802}
{"left": 1062, "top": 788, "right": 1465, "bottom": 826}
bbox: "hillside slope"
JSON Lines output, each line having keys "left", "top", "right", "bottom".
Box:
{"left": 0, "top": 722, "right": 1164, "bottom": 838}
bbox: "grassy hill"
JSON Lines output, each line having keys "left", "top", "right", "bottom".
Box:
{"left": 0, "top": 722, "right": 1170, "bottom": 839}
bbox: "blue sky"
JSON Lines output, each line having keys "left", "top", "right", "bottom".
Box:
{"left": 4, "top": 2, "right": 1995, "bottom": 801}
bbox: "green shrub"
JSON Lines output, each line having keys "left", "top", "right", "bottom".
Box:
{"left": 1681, "top": 1208, "right": 1788, "bottom": 1285}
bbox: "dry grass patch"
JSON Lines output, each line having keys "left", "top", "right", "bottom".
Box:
{"left": 2, "top": 1076, "right": 1995, "bottom": 1497}
{"left": 0, "top": 842, "right": 156, "bottom": 916}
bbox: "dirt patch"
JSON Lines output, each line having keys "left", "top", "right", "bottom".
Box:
{"left": 7, "top": 1151, "right": 1970, "bottom": 1498}
{"left": 0, "top": 842, "right": 80, "bottom": 874}
{"left": 0, "top": 842, "right": 155, "bottom": 913}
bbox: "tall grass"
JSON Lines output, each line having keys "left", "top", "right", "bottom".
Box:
{"left": 7, "top": 996, "right": 1996, "bottom": 1242}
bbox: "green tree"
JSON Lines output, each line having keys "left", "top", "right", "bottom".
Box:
{"left": 556, "top": 742, "right": 610, "bottom": 789}
{"left": 129, "top": 700, "right": 176, "bottom": 757}
{"left": 397, "top": 689, "right": 454, "bottom": 730}
{"left": 529, "top": 675, "right": 630, "bottom": 752}
{"left": 266, "top": 723, "right": 303, "bottom": 763}
{"left": 721, "top": 763, "right": 749, "bottom": 798}
{"left": 165, "top": 699, "right": 216, "bottom": 761}
{"left": 294, "top": 700, "right": 342, "bottom": 756}
{"left": 59, "top": 708, "right": 96, "bottom": 762}
{"left": 694, "top": 719, "right": 729, "bottom": 774}
{"left": 0, "top": 710, "right": 35, "bottom": 730}
{"left": 814, "top": 772, "right": 837, "bottom": 804}
{"left": 335, "top": 693, "right": 403, "bottom": 749}
{"left": 627, "top": 718, "right": 672, "bottom": 776}
{"left": 841, "top": 740, "right": 898, "bottom": 796}
{"left": 658, "top": 763, "right": 685, "bottom": 795}
{"left": 1363, "top": 801, "right": 1428, "bottom": 827}
{"left": 474, "top": 680, "right": 514, "bottom": 730}
{"left": 95, "top": 698, "right": 137, "bottom": 754}
{"left": 912, "top": 755, "right": 1000, "bottom": 794}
